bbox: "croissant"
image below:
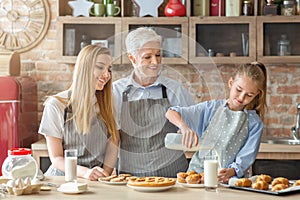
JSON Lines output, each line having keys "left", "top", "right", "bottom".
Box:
{"left": 235, "top": 178, "right": 252, "bottom": 187}
{"left": 256, "top": 174, "right": 272, "bottom": 183}
{"left": 293, "top": 180, "right": 300, "bottom": 186}
{"left": 271, "top": 177, "right": 289, "bottom": 187}
{"left": 271, "top": 183, "right": 289, "bottom": 192}
{"left": 252, "top": 180, "right": 269, "bottom": 190}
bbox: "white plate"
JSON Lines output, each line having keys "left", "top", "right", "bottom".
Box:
{"left": 127, "top": 184, "right": 174, "bottom": 192}
{"left": 177, "top": 181, "right": 204, "bottom": 188}
{"left": 57, "top": 187, "right": 87, "bottom": 194}
{"left": 98, "top": 179, "right": 127, "bottom": 185}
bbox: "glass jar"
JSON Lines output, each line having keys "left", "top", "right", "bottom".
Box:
{"left": 1, "top": 148, "right": 38, "bottom": 180}
{"left": 281, "top": 0, "right": 296, "bottom": 16}
{"left": 243, "top": 0, "right": 253, "bottom": 16}
{"left": 277, "top": 34, "right": 291, "bottom": 56}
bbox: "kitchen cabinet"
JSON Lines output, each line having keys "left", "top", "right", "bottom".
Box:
{"left": 121, "top": 17, "right": 189, "bottom": 64}
{"left": 56, "top": 0, "right": 300, "bottom": 64}
{"left": 56, "top": 17, "right": 122, "bottom": 64}
{"left": 189, "top": 16, "right": 256, "bottom": 64}
{"left": 257, "top": 16, "right": 300, "bottom": 63}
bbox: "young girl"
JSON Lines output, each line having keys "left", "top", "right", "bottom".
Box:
{"left": 165, "top": 62, "right": 267, "bottom": 183}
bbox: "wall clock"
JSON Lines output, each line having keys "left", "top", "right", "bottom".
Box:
{"left": 0, "top": 0, "right": 51, "bottom": 53}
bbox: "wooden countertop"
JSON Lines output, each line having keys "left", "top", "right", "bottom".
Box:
{"left": 3, "top": 176, "right": 300, "bottom": 199}
{"left": 256, "top": 143, "right": 300, "bottom": 160}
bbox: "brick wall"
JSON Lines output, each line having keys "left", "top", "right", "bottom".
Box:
{"left": 16, "top": 0, "right": 300, "bottom": 139}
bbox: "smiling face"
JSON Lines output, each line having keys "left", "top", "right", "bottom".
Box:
{"left": 227, "top": 75, "right": 260, "bottom": 111}
{"left": 93, "top": 54, "right": 112, "bottom": 91}
{"left": 128, "top": 41, "right": 162, "bottom": 86}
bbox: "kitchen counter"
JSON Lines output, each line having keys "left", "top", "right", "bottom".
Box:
{"left": 3, "top": 176, "right": 300, "bottom": 199}
{"left": 256, "top": 143, "right": 300, "bottom": 160}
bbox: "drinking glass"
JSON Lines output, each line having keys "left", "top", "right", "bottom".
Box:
{"left": 64, "top": 149, "right": 77, "bottom": 182}
{"left": 204, "top": 152, "right": 218, "bottom": 191}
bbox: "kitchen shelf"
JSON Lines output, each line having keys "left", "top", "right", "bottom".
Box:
{"left": 56, "top": 0, "right": 300, "bottom": 65}
{"left": 257, "top": 15, "right": 300, "bottom": 64}
{"left": 56, "top": 17, "right": 122, "bottom": 64}
{"left": 121, "top": 17, "right": 189, "bottom": 64}
{"left": 189, "top": 16, "right": 256, "bottom": 64}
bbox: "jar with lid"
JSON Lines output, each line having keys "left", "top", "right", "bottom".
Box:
{"left": 277, "top": 34, "right": 291, "bottom": 56}
{"left": 281, "top": 0, "right": 296, "bottom": 16}
{"left": 243, "top": 0, "right": 253, "bottom": 16}
{"left": 1, "top": 148, "right": 38, "bottom": 180}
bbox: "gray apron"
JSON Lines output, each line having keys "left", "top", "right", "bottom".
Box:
{"left": 188, "top": 106, "right": 248, "bottom": 174}
{"left": 119, "top": 85, "right": 188, "bottom": 177}
{"left": 45, "top": 95, "right": 109, "bottom": 176}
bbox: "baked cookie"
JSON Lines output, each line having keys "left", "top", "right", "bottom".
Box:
{"left": 99, "top": 175, "right": 117, "bottom": 182}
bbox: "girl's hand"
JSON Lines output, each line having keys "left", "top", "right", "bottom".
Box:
{"left": 218, "top": 168, "right": 236, "bottom": 183}
{"left": 83, "top": 166, "right": 110, "bottom": 181}
{"left": 179, "top": 124, "right": 198, "bottom": 148}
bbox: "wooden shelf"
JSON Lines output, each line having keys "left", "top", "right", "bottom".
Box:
{"left": 257, "top": 15, "right": 300, "bottom": 64}
{"left": 121, "top": 17, "right": 189, "bottom": 64}
{"left": 57, "top": 17, "right": 122, "bottom": 64}
{"left": 189, "top": 16, "right": 256, "bottom": 64}
{"left": 56, "top": 1, "right": 300, "bottom": 65}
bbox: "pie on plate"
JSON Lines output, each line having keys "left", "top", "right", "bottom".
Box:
{"left": 127, "top": 177, "right": 176, "bottom": 187}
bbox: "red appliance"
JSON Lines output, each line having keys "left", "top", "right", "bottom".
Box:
{"left": 0, "top": 76, "right": 38, "bottom": 175}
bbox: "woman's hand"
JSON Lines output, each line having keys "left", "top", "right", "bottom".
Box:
{"left": 82, "top": 166, "right": 110, "bottom": 181}
{"left": 179, "top": 123, "right": 198, "bottom": 149}
{"left": 218, "top": 168, "right": 236, "bottom": 183}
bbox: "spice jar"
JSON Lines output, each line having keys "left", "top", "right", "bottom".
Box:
{"left": 1, "top": 148, "right": 38, "bottom": 180}
{"left": 243, "top": 0, "right": 253, "bottom": 16}
{"left": 281, "top": 0, "right": 296, "bottom": 16}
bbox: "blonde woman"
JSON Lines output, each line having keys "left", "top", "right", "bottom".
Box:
{"left": 39, "top": 45, "right": 119, "bottom": 181}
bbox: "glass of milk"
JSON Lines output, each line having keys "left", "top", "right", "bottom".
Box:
{"left": 204, "top": 153, "right": 219, "bottom": 192}
{"left": 64, "top": 149, "right": 77, "bottom": 182}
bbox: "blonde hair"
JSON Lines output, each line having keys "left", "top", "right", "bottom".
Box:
{"left": 68, "top": 45, "right": 118, "bottom": 141}
{"left": 233, "top": 62, "right": 267, "bottom": 120}
{"left": 125, "top": 27, "right": 162, "bottom": 56}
